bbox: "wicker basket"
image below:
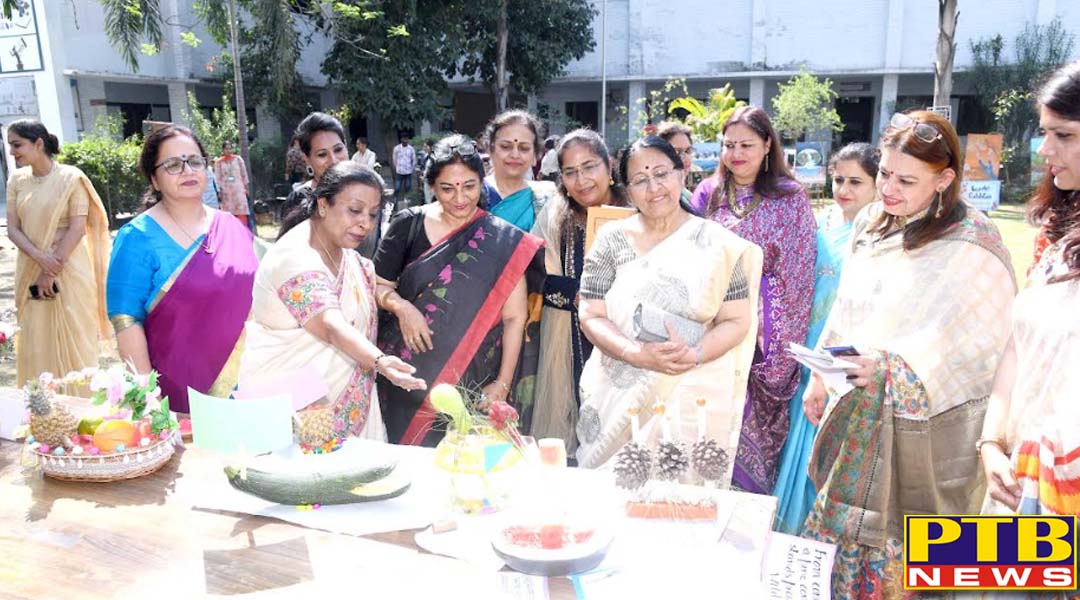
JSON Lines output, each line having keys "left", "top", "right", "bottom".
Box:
{"left": 32, "top": 431, "right": 179, "bottom": 482}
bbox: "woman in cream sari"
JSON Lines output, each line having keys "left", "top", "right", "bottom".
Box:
{"left": 575, "top": 137, "right": 761, "bottom": 483}
{"left": 240, "top": 162, "right": 425, "bottom": 440}
{"left": 802, "top": 111, "right": 1016, "bottom": 598}
{"left": 6, "top": 120, "right": 110, "bottom": 385}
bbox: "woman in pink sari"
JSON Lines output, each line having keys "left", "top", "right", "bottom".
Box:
{"left": 107, "top": 125, "right": 260, "bottom": 413}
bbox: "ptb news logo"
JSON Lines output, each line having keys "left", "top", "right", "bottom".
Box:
{"left": 904, "top": 515, "right": 1078, "bottom": 591}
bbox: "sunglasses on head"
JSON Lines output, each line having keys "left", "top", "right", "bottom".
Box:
{"left": 432, "top": 140, "right": 478, "bottom": 161}
{"left": 887, "top": 113, "right": 944, "bottom": 146}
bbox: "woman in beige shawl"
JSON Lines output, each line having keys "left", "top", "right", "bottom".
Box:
{"left": 575, "top": 136, "right": 761, "bottom": 485}
{"left": 6, "top": 120, "right": 110, "bottom": 386}
{"left": 240, "top": 162, "right": 424, "bottom": 441}
{"left": 801, "top": 111, "right": 1016, "bottom": 598}
{"left": 530, "top": 129, "right": 628, "bottom": 451}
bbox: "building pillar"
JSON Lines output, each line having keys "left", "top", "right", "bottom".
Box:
{"left": 165, "top": 0, "right": 192, "bottom": 79}
{"left": 877, "top": 74, "right": 899, "bottom": 143}
{"left": 628, "top": 80, "right": 646, "bottom": 143}
{"left": 255, "top": 102, "right": 279, "bottom": 140}
{"left": 749, "top": 78, "right": 766, "bottom": 109}
{"left": 167, "top": 82, "right": 192, "bottom": 126}
{"left": 36, "top": 0, "right": 76, "bottom": 143}
{"left": 76, "top": 78, "right": 108, "bottom": 134}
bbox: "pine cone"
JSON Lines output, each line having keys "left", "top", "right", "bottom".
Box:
{"left": 691, "top": 438, "right": 729, "bottom": 482}
{"left": 656, "top": 441, "right": 689, "bottom": 480}
{"left": 613, "top": 441, "right": 652, "bottom": 490}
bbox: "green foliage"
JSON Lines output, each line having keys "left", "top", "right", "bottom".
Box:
{"left": 100, "top": 0, "right": 164, "bottom": 70}
{"left": 771, "top": 72, "right": 844, "bottom": 141}
{"left": 969, "top": 18, "right": 1075, "bottom": 181}
{"left": 55, "top": 115, "right": 144, "bottom": 223}
{"left": 182, "top": 92, "right": 240, "bottom": 161}
{"left": 617, "top": 78, "right": 690, "bottom": 136}
{"left": 248, "top": 136, "right": 289, "bottom": 200}
{"left": 668, "top": 84, "right": 746, "bottom": 142}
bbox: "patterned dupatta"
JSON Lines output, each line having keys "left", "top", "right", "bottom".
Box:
{"left": 377, "top": 211, "right": 545, "bottom": 446}
{"left": 807, "top": 203, "right": 1016, "bottom": 547}
{"left": 143, "top": 212, "right": 258, "bottom": 413}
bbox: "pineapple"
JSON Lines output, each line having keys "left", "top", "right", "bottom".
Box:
{"left": 26, "top": 385, "right": 77, "bottom": 448}
{"left": 295, "top": 407, "right": 335, "bottom": 447}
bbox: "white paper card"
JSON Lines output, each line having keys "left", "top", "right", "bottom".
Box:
{"left": 786, "top": 342, "right": 857, "bottom": 398}
{"left": 0, "top": 387, "right": 26, "bottom": 440}
{"left": 763, "top": 532, "right": 836, "bottom": 600}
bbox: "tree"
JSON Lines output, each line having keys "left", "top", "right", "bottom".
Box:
{"left": 452, "top": 0, "right": 596, "bottom": 109}
{"left": 970, "top": 18, "right": 1076, "bottom": 180}
{"left": 668, "top": 84, "right": 746, "bottom": 143}
{"left": 182, "top": 92, "right": 240, "bottom": 163}
{"left": 618, "top": 78, "right": 690, "bottom": 137}
{"left": 933, "top": 0, "right": 959, "bottom": 112}
{"left": 771, "top": 72, "right": 844, "bottom": 141}
{"left": 56, "top": 114, "right": 144, "bottom": 223}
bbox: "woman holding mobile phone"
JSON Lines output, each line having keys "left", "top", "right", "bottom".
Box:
{"left": 6, "top": 119, "right": 111, "bottom": 387}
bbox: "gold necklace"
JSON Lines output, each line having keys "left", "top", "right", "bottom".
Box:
{"left": 313, "top": 226, "right": 341, "bottom": 275}
{"left": 163, "top": 203, "right": 213, "bottom": 254}
{"left": 725, "top": 179, "right": 764, "bottom": 219}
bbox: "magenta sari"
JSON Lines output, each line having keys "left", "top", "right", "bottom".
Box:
{"left": 144, "top": 213, "right": 258, "bottom": 412}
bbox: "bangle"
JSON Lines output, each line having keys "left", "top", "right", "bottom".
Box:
{"left": 377, "top": 288, "right": 394, "bottom": 307}
{"left": 372, "top": 353, "right": 387, "bottom": 372}
{"left": 493, "top": 380, "right": 510, "bottom": 393}
{"left": 975, "top": 438, "right": 1007, "bottom": 459}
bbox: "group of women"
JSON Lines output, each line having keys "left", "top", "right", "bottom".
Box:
{"left": 9, "top": 58, "right": 1080, "bottom": 598}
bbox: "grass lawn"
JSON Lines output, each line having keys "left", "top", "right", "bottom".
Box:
{"left": 987, "top": 203, "right": 1037, "bottom": 288}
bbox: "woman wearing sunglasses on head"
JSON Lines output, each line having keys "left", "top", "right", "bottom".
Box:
{"left": 800, "top": 111, "right": 1016, "bottom": 598}
{"left": 373, "top": 134, "right": 545, "bottom": 446}
{"left": 6, "top": 119, "right": 112, "bottom": 389}
{"left": 107, "top": 125, "right": 262, "bottom": 414}
{"left": 691, "top": 106, "right": 817, "bottom": 495}
{"left": 978, "top": 60, "right": 1080, "bottom": 520}
{"left": 529, "top": 129, "right": 628, "bottom": 451}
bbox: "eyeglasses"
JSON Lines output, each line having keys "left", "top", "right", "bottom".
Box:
{"left": 155, "top": 155, "right": 208, "bottom": 175}
{"left": 433, "top": 141, "right": 478, "bottom": 161}
{"left": 627, "top": 168, "right": 678, "bottom": 191}
{"left": 560, "top": 161, "right": 605, "bottom": 182}
{"left": 887, "top": 113, "right": 944, "bottom": 145}
{"left": 673, "top": 147, "right": 695, "bottom": 160}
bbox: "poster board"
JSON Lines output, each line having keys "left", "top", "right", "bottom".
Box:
{"left": 794, "top": 142, "right": 828, "bottom": 186}
{"left": 692, "top": 142, "right": 722, "bottom": 175}
{"left": 584, "top": 205, "right": 636, "bottom": 254}
{"left": 962, "top": 134, "right": 1003, "bottom": 181}
{"left": 962, "top": 179, "right": 1002, "bottom": 212}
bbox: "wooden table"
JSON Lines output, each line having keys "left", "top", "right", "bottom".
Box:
{"left": 1, "top": 441, "right": 581, "bottom": 599}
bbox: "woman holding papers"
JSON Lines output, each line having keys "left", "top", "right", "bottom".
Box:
{"left": 530, "top": 129, "right": 628, "bottom": 451}
{"left": 772, "top": 143, "right": 880, "bottom": 535}
{"left": 575, "top": 136, "right": 761, "bottom": 477}
{"left": 108, "top": 125, "right": 261, "bottom": 414}
{"left": 800, "top": 111, "right": 1016, "bottom": 598}
{"left": 690, "top": 106, "right": 817, "bottom": 494}
{"left": 240, "top": 162, "right": 425, "bottom": 441}
{"left": 979, "top": 61, "right": 1080, "bottom": 517}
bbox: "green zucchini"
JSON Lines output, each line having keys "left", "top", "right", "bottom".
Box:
{"left": 223, "top": 461, "right": 410, "bottom": 505}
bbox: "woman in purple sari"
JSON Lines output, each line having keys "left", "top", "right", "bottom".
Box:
{"left": 374, "top": 134, "right": 545, "bottom": 446}
{"left": 107, "top": 125, "right": 260, "bottom": 413}
{"left": 690, "top": 106, "right": 817, "bottom": 493}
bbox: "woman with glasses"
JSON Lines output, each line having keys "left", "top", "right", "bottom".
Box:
{"left": 481, "top": 110, "right": 558, "bottom": 231}
{"left": 691, "top": 106, "right": 817, "bottom": 495}
{"left": 373, "top": 134, "right": 545, "bottom": 446}
{"left": 107, "top": 125, "right": 262, "bottom": 414}
{"left": 772, "top": 142, "right": 879, "bottom": 535}
{"left": 575, "top": 136, "right": 762, "bottom": 478}
{"left": 6, "top": 119, "right": 111, "bottom": 388}
{"left": 240, "top": 162, "right": 425, "bottom": 442}
{"left": 530, "top": 129, "right": 628, "bottom": 450}
{"left": 801, "top": 111, "right": 1015, "bottom": 597}
{"left": 979, "top": 61, "right": 1080, "bottom": 520}
{"left": 284, "top": 113, "right": 383, "bottom": 258}
{"left": 657, "top": 120, "right": 696, "bottom": 201}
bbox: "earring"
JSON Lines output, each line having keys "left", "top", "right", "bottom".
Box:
{"left": 306, "top": 165, "right": 315, "bottom": 177}
{"left": 318, "top": 207, "right": 327, "bottom": 218}
{"left": 610, "top": 179, "right": 615, "bottom": 186}
{"left": 765, "top": 154, "right": 770, "bottom": 173}
{"left": 935, "top": 190, "right": 945, "bottom": 219}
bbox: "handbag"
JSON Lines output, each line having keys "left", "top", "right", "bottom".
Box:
{"left": 632, "top": 303, "right": 705, "bottom": 347}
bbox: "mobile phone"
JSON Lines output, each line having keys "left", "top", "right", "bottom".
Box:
{"left": 824, "top": 345, "right": 859, "bottom": 357}
{"left": 28, "top": 282, "right": 60, "bottom": 299}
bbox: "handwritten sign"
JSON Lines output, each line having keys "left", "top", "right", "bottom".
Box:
{"left": 962, "top": 180, "right": 1001, "bottom": 212}
{"left": 764, "top": 532, "right": 836, "bottom": 600}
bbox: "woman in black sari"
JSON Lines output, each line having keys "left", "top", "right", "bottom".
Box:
{"left": 374, "top": 134, "right": 546, "bottom": 446}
